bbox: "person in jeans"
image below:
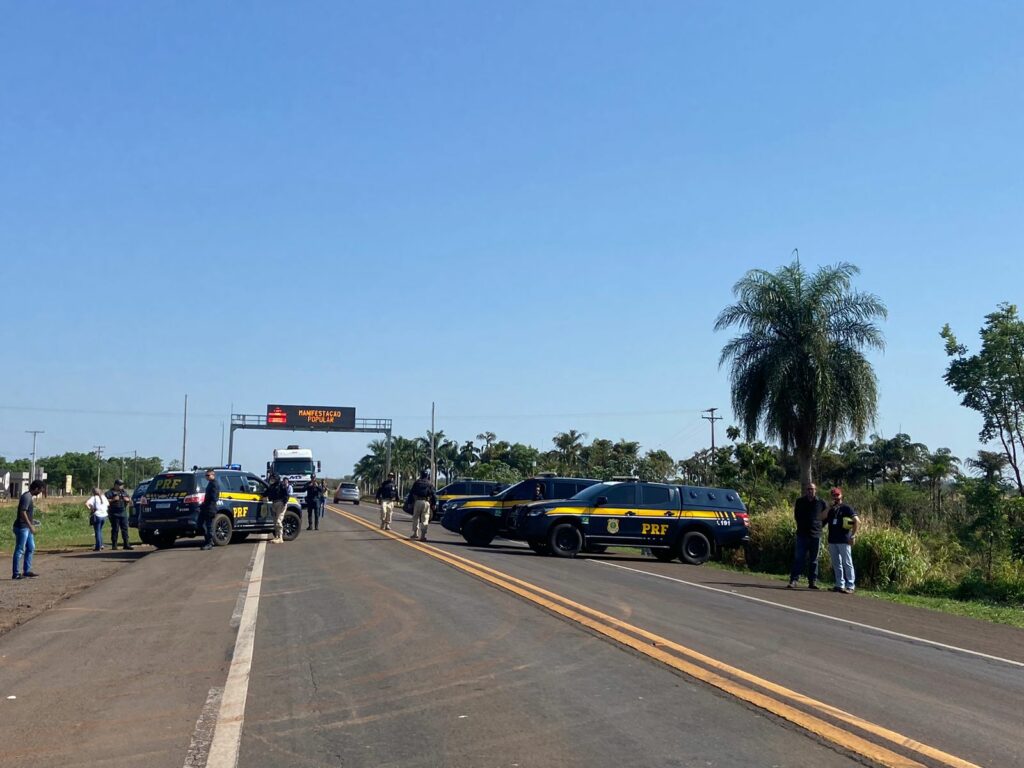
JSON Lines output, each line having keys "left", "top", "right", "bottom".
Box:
{"left": 375, "top": 472, "right": 399, "bottom": 531}
{"left": 305, "top": 475, "right": 322, "bottom": 531}
{"left": 788, "top": 482, "right": 827, "bottom": 589}
{"left": 86, "top": 487, "right": 109, "bottom": 551}
{"left": 199, "top": 469, "right": 219, "bottom": 550}
{"left": 407, "top": 470, "right": 437, "bottom": 542}
{"left": 12, "top": 480, "right": 45, "bottom": 580}
{"left": 826, "top": 487, "right": 859, "bottom": 593}
{"left": 105, "top": 479, "right": 133, "bottom": 550}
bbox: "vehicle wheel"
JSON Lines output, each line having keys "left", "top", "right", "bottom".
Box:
{"left": 584, "top": 544, "right": 607, "bottom": 554}
{"left": 527, "top": 540, "right": 551, "bottom": 556}
{"left": 212, "top": 513, "right": 233, "bottom": 546}
{"left": 462, "top": 515, "right": 496, "bottom": 547}
{"left": 353, "top": 500, "right": 360, "bottom": 505}
{"left": 680, "top": 530, "right": 712, "bottom": 565}
{"left": 230, "top": 532, "right": 250, "bottom": 543}
{"left": 139, "top": 531, "right": 154, "bottom": 546}
{"left": 549, "top": 523, "right": 583, "bottom": 558}
{"left": 652, "top": 548, "right": 676, "bottom": 562}
{"left": 152, "top": 534, "right": 176, "bottom": 550}
{"left": 281, "top": 510, "right": 302, "bottom": 541}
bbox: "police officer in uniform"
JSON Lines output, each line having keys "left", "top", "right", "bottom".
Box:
{"left": 267, "top": 474, "right": 288, "bottom": 544}
{"left": 199, "top": 469, "right": 219, "bottom": 550}
{"left": 375, "top": 472, "right": 399, "bottom": 531}
{"left": 408, "top": 469, "right": 437, "bottom": 542}
{"left": 105, "top": 480, "right": 133, "bottom": 550}
{"left": 305, "top": 474, "right": 322, "bottom": 531}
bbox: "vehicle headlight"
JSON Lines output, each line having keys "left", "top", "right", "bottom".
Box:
{"left": 527, "top": 507, "right": 546, "bottom": 516}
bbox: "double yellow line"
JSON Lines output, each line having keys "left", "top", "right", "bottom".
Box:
{"left": 330, "top": 505, "right": 979, "bottom": 768}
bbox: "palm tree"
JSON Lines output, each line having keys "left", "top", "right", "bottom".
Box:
{"left": 967, "top": 450, "right": 1008, "bottom": 484}
{"left": 552, "top": 430, "right": 587, "bottom": 473}
{"left": 716, "top": 260, "right": 886, "bottom": 487}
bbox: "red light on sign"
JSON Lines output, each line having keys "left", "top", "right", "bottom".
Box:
{"left": 267, "top": 407, "right": 288, "bottom": 425}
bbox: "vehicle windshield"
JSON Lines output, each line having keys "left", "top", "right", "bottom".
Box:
{"left": 339, "top": 483, "right": 357, "bottom": 490}
{"left": 147, "top": 474, "right": 200, "bottom": 494}
{"left": 273, "top": 459, "right": 315, "bottom": 476}
{"left": 569, "top": 483, "right": 615, "bottom": 502}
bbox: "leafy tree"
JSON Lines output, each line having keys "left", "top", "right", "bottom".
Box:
{"left": 638, "top": 449, "right": 675, "bottom": 482}
{"left": 552, "top": 430, "right": 587, "bottom": 474}
{"left": 942, "top": 303, "right": 1024, "bottom": 495}
{"left": 716, "top": 260, "right": 886, "bottom": 486}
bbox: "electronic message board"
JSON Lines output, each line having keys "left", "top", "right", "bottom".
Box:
{"left": 265, "top": 404, "right": 356, "bottom": 430}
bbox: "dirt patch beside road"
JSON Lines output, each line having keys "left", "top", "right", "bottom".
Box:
{"left": 0, "top": 546, "right": 152, "bottom": 636}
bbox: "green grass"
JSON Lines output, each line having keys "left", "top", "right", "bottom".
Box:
{"left": 706, "top": 561, "right": 1024, "bottom": 629}
{"left": 0, "top": 499, "right": 141, "bottom": 552}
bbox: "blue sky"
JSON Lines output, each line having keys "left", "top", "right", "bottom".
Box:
{"left": 2, "top": 2, "right": 1022, "bottom": 479}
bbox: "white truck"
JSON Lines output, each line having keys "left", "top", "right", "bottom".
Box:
{"left": 268, "top": 445, "right": 321, "bottom": 502}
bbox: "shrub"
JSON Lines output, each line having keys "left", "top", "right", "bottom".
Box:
{"left": 953, "top": 563, "right": 1024, "bottom": 607}
{"left": 851, "top": 527, "right": 929, "bottom": 591}
{"left": 741, "top": 508, "right": 795, "bottom": 573}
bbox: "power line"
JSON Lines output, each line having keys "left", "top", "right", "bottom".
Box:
{"left": 702, "top": 407, "right": 723, "bottom": 484}
{"left": 93, "top": 445, "right": 105, "bottom": 490}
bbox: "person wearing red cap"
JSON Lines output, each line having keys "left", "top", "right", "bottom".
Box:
{"left": 826, "top": 487, "right": 859, "bottom": 593}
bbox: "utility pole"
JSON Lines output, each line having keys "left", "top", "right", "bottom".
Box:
{"left": 93, "top": 445, "right": 105, "bottom": 489}
{"left": 220, "top": 421, "right": 225, "bottom": 466}
{"left": 26, "top": 430, "right": 44, "bottom": 481}
{"left": 181, "top": 394, "right": 188, "bottom": 470}
{"left": 133, "top": 450, "right": 138, "bottom": 487}
{"left": 702, "top": 408, "right": 722, "bottom": 485}
{"left": 430, "top": 401, "right": 436, "bottom": 485}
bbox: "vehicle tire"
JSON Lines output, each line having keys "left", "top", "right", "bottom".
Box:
{"left": 680, "top": 530, "right": 712, "bottom": 565}
{"left": 549, "top": 523, "right": 583, "bottom": 558}
{"left": 212, "top": 513, "right": 233, "bottom": 546}
{"left": 353, "top": 500, "right": 360, "bottom": 505}
{"left": 462, "top": 515, "right": 496, "bottom": 547}
{"left": 152, "top": 533, "right": 176, "bottom": 550}
{"left": 527, "top": 540, "right": 551, "bottom": 556}
{"left": 281, "top": 510, "right": 302, "bottom": 541}
{"left": 652, "top": 548, "right": 676, "bottom": 562}
{"left": 584, "top": 544, "right": 607, "bottom": 554}
{"left": 139, "top": 531, "right": 154, "bottom": 546}
{"left": 230, "top": 532, "right": 250, "bottom": 544}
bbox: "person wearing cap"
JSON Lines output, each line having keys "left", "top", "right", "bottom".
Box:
{"left": 199, "top": 469, "right": 219, "bottom": 550}
{"left": 105, "top": 479, "right": 133, "bottom": 550}
{"left": 266, "top": 473, "right": 289, "bottom": 544}
{"left": 305, "top": 474, "right": 322, "bottom": 531}
{"left": 407, "top": 470, "right": 437, "bottom": 541}
{"left": 374, "top": 472, "right": 400, "bottom": 531}
{"left": 788, "top": 482, "right": 827, "bottom": 589}
{"left": 826, "top": 487, "right": 859, "bottom": 593}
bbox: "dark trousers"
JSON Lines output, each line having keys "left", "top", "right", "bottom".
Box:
{"left": 109, "top": 514, "right": 129, "bottom": 546}
{"left": 201, "top": 513, "right": 215, "bottom": 546}
{"left": 790, "top": 534, "right": 821, "bottom": 583}
{"left": 306, "top": 505, "right": 319, "bottom": 528}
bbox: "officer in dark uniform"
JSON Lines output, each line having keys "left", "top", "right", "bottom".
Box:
{"left": 305, "top": 474, "right": 322, "bottom": 531}
{"left": 105, "top": 480, "right": 133, "bottom": 550}
{"left": 199, "top": 469, "right": 219, "bottom": 550}
{"left": 408, "top": 470, "right": 437, "bottom": 541}
{"left": 375, "top": 472, "right": 400, "bottom": 531}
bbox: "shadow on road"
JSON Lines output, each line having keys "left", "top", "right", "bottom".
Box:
{"left": 66, "top": 549, "right": 150, "bottom": 561}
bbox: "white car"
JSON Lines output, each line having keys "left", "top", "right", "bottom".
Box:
{"left": 333, "top": 482, "right": 360, "bottom": 504}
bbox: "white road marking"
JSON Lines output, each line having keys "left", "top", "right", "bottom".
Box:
{"left": 182, "top": 686, "right": 223, "bottom": 768}
{"left": 230, "top": 545, "right": 259, "bottom": 629}
{"left": 590, "top": 559, "right": 1024, "bottom": 669}
{"left": 206, "top": 540, "right": 268, "bottom": 767}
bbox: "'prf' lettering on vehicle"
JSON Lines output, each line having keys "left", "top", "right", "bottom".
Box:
{"left": 641, "top": 523, "right": 669, "bottom": 536}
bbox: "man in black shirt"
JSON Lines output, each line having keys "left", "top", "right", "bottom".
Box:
{"left": 305, "top": 475, "right": 322, "bottom": 531}
{"left": 199, "top": 469, "right": 219, "bottom": 550}
{"left": 826, "top": 487, "right": 859, "bottom": 593}
{"left": 106, "top": 479, "right": 133, "bottom": 550}
{"left": 788, "top": 482, "right": 827, "bottom": 589}
{"left": 408, "top": 470, "right": 437, "bottom": 542}
{"left": 375, "top": 472, "right": 399, "bottom": 531}
{"left": 12, "top": 480, "right": 44, "bottom": 580}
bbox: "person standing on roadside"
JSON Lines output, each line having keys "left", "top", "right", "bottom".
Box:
{"left": 826, "top": 487, "right": 859, "bottom": 593}
{"left": 407, "top": 469, "right": 436, "bottom": 542}
{"left": 788, "top": 482, "right": 827, "bottom": 589}
{"left": 305, "top": 475, "right": 322, "bottom": 531}
{"left": 12, "top": 480, "right": 44, "bottom": 580}
{"left": 86, "top": 487, "right": 110, "bottom": 551}
{"left": 267, "top": 473, "right": 288, "bottom": 544}
{"left": 375, "top": 472, "right": 399, "bottom": 531}
{"left": 318, "top": 478, "right": 327, "bottom": 524}
{"left": 199, "top": 469, "right": 219, "bottom": 550}
{"left": 105, "top": 479, "right": 133, "bottom": 550}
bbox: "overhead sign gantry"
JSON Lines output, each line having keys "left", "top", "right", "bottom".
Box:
{"left": 228, "top": 404, "right": 392, "bottom": 474}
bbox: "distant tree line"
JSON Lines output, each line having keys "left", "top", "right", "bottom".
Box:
{"left": 0, "top": 452, "right": 166, "bottom": 494}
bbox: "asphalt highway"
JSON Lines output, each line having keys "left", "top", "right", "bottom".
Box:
{"left": 1, "top": 501, "right": 1020, "bottom": 768}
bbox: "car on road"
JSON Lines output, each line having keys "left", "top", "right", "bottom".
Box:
{"left": 333, "top": 482, "right": 360, "bottom": 504}
{"left": 128, "top": 477, "right": 153, "bottom": 528}
{"left": 138, "top": 469, "right": 303, "bottom": 549}
{"left": 440, "top": 475, "right": 599, "bottom": 546}
{"left": 507, "top": 479, "right": 750, "bottom": 562}
{"left": 436, "top": 479, "right": 507, "bottom": 507}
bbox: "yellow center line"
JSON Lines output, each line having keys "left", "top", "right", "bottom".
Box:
{"left": 328, "top": 504, "right": 979, "bottom": 768}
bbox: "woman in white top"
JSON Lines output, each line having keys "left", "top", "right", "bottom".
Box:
{"left": 86, "top": 487, "right": 109, "bottom": 551}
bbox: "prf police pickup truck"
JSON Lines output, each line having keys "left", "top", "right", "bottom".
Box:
{"left": 505, "top": 479, "right": 750, "bottom": 563}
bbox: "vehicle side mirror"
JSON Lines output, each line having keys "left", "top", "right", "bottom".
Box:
{"left": 490, "top": 489, "right": 498, "bottom": 496}
{"left": 595, "top": 496, "right": 608, "bottom": 506}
